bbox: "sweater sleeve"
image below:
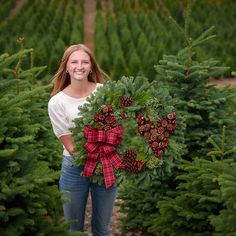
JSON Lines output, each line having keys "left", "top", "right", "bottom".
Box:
{"left": 48, "top": 97, "right": 71, "bottom": 138}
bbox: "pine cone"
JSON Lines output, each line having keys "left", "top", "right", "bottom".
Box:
{"left": 102, "top": 104, "right": 113, "bottom": 114}
{"left": 119, "top": 96, "right": 134, "bottom": 107}
{"left": 123, "top": 149, "right": 137, "bottom": 163}
{"left": 125, "top": 160, "right": 144, "bottom": 173}
{"left": 161, "top": 119, "right": 168, "bottom": 127}
{"left": 98, "top": 114, "right": 105, "bottom": 121}
{"left": 96, "top": 122, "right": 105, "bottom": 130}
{"left": 103, "top": 125, "right": 112, "bottom": 131}
{"left": 138, "top": 125, "right": 146, "bottom": 134}
{"left": 144, "top": 124, "right": 151, "bottom": 131}
{"left": 151, "top": 141, "right": 159, "bottom": 148}
{"left": 167, "top": 112, "right": 176, "bottom": 120}
{"left": 155, "top": 149, "right": 163, "bottom": 158}
{"left": 150, "top": 129, "right": 157, "bottom": 135}
{"left": 158, "top": 126, "right": 165, "bottom": 134}
{"left": 94, "top": 114, "right": 101, "bottom": 122}
{"left": 167, "top": 124, "right": 173, "bottom": 131}
{"left": 158, "top": 133, "right": 165, "bottom": 141}
{"left": 136, "top": 114, "right": 143, "bottom": 122}
{"left": 144, "top": 132, "right": 151, "bottom": 138}
{"left": 150, "top": 134, "right": 158, "bottom": 141}
{"left": 105, "top": 115, "right": 117, "bottom": 125}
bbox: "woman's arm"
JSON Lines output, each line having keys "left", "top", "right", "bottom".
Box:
{"left": 59, "top": 134, "right": 77, "bottom": 156}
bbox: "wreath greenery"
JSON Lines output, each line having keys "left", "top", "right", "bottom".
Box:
{"left": 72, "top": 76, "right": 179, "bottom": 188}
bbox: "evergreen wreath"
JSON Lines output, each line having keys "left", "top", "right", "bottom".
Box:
{"left": 72, "top": 76, "right": 177, "bottom": 188}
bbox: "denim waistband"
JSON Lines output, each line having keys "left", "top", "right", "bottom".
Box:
{"left": 63, "top": 155, "right": 74, "bottom": 163}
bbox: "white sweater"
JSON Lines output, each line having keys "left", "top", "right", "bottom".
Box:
{"left": 48, "top": 83, "right": 102, "bottom": 156}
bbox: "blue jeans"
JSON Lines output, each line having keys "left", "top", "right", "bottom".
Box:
{"left": 59, "top": 156, "right": 117, "bottom": 235}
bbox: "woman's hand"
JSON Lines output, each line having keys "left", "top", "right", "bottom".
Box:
{"left": 59, "top": 135, "right": 78, "bottom": 156}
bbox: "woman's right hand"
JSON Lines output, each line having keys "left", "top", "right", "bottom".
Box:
{"left": 59, "top": 134, "right": 78, "bottom": 156}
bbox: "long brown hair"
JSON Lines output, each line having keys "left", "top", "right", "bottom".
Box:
{"left": 51, "top": 44, "right": 104, "bottom": 96}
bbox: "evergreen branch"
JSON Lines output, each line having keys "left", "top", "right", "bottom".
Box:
{"left": 193, "top": 26, "right": 215, "bottom": 43}
{"left": 207, "top": 126, "right": 235, "bottom": 161}
{"left": 19, "top": 66, "right": 47, "bottom": 79}
{"left": 221, "top": 125, "right": 226, "bottom": 154}
{"left": 0, "top": 49, "right": 33, "bottom": 68}
{"left": 30, "top": 49, "right": 34, "bottom": 68}
{"left": 168, "top": 15, "right": 185, "bottom": 36}
{"left": 192, "top": 35, "right": 216, "bottom": 48}
{"left": 0, "top": 53, "right": 9, "bottom": 62}
{"left": 184, "top": 0, "right": 195, "bottom": 38}
{"left": 207, "top": 150, "right": 222, "bottom": 157}
{"left": 224, "top": 147, "right": 236, "bottom": 156}
{"left": 164, "top": 0, "right": 195, "bottom": 68}
{"left": 207, "top": 137, "right": 221, "bottom": 151}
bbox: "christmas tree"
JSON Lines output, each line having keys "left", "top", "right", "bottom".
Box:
{"left": 148, "top": 126, "right": 236, "bottom": 235}
{"left": 0, "top": 45, "right": 82, "bottom": 235}
{"left": 117, "top": 2, "right": 236, "bottom": 234}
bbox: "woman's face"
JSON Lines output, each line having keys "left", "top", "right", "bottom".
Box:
{"left": 66, "top": 50, "right": 92, "bottom": 82}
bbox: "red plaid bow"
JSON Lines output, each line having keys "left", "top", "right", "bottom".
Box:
{"left": 83, "top": 125, "right": 124, "bottom": 189}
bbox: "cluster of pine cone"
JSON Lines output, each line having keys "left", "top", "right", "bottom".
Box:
{"left": 93, "top": 104, "right": 117, "bottom": 130}
{"left": 122, "top": 149, "right": 145, "bottom": 173}
{"left": 136, "top": 112, "right": 176, "bottom": 158}
{"left": 119, "top": 96, "right": 134, "bottom": 120}
{"left": 119, "top": 95, "right": 134, "bottom": 108}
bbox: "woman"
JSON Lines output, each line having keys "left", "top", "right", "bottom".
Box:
{"left": 48, "top": 44, "right": 116, "bottom": 235}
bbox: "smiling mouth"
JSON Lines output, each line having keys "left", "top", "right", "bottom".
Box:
{"left": 74, "top": 71, "right": 84, "bottom": 74}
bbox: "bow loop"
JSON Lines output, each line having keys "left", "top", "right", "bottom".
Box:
{"left": 84, "top": 142, "right": 100, "bottom": 153}
{"left": 84, "top": 126, "right": 123, "bottom": 146}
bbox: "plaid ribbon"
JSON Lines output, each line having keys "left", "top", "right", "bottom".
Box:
{"left": 83, "top": 125, "right": 124, "bottom": 189}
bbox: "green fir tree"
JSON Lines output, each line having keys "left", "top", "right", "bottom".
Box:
{"left": 0, "top": 47, "right": 82, "bottom": 235}
{"left": 154, "top": 25, "right": 236, "bottom": 159}
{"left": 117, "top": 2, "right": 236, "bottom": 234}
{"left": 148, "top": 126, "right": 236, "bottom": 235}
